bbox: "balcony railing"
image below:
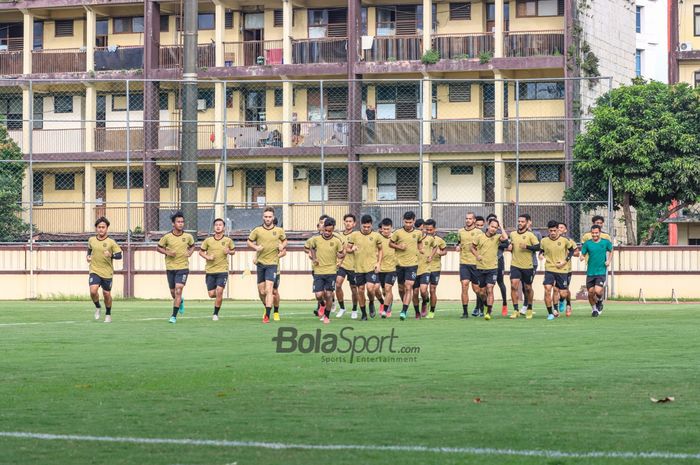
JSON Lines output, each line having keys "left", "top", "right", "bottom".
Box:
{"left": 32, "top": 48, "right": 86, "bottom": 74}
{"left": 159, "top": 44, "right": 215, "bottom": 69}
{"left": 360, "top": 120, "right": 421, "bottom": 145}
{"left": 504, "top": 30, "right": 565, "bottom": 57}
{"left": 431, "top": 33, "right": 494, "bottom": 60}
{"left": 32, "top": 128, "right": 86, "bottom": 154}
{"left": 95, "top": 46, "right": 144, "bottom": 71}
{"left": 0, "top": 50, "right": 22, "bottom": 75}
{"left": 95, "top": 127, "right": 145, "bottom": 152}
{"left": 365, "top": 35, "right": 423, "bottom": 62}
{"left": 503, "top": 118, "right": 565, "bottom": 144}
{"left": 222, "top": 40, "right": 284, "bottom": 67}
{"left": 292, "top": 38, "right": 348, "bottom": 64}
{"left": 430, "top": 120, "right": 496, "bottom": 145}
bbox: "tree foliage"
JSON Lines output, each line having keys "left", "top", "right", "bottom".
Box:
{"left": 566, "top": 80, "right": 700, "bottom": 244}
{"left": 0, "top": 124, "right": 28, "bottom": 242}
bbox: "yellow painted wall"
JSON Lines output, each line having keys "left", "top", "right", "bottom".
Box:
{"left": 678, "top": 62, "right": 700, "bottom": 86}
{"left": 677, "top": 223, "right": 700, "bottom": 245}
{"left": 43, "top": 19, "right": 86, "bottom": 49}
{"left": 679, "top": 1, "right": 700, "bottom": 49}
{"left": 509, "top": 14, "right": 564, "bottom": 32}
{"left": 434, "top": 164, "right": 483, "bottom": 201}
{"left": 434, "top": 83, "right": 482, "bottom": 118}
{"left": 435, "top": 3, "right": 487, "bottom": 34}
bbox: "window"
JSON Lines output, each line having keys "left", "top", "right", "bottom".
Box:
{"left": 275, "top": 168, "right": 283, "bottom": 182}
{"left": 274, "top": 10, "right": 284, "bottom": 27}
{"left": 635, "top": 6, "right": 642, "bottom": 34}
{"left": 518, "top": 82, "right": 564, "bottom": 100}
{"left": 54, "top": 173, "right": 75, "bottom": 191}
{"left": 377, "top": 167, "right": 419, "bottom": 201}
{"left": 449, "top": 83, "right": 471, "bottom": 102}
{"left": 308, "top": 9, "right": 347, "bottom": 38}
{"left": 449, "top": 3, "right": 471, "bottom": 20}
{"left": 160, "top": 15, "right": 170, "bottom": 32}
{"left": 54, "top": 95, "right": 73, "bottom": 114}
{"left": 114, "top": 17, "right": 144, "bottom": 33}
{"left": 0, "top": 96, "right": 22, "bottom": 130}
{"left": 55, "top": 19, "right": 74, "bottom": 37}
{"left": 33, "top": 96, "right": 43, "bottom": 130}
{"left": 197, "top": 169, "right": 216, "bottom": 187}
{"left": 450, "top": 165, "right": 474, "bottom": 175}
{"left": 515, "top": 0, "right": 563, "bottom": 17}
{"left": 225, "top": 10, "right": 234, "bottom": 29}
{"left": 376, "top": 6, "right": 423, "bottom": 36}
{"left": 309, "top": 168, "right": 347, "bottom": 201}
{"left": 274, "top": 88, "right": 283, "bottom": 107}
{"left": 695, "top": 6, "right": 700, "bottom": 36}
{"left": 695, "top": 72, "right": 700, "bottom": 88}
{"left": 197, "top": 88, "right": 215, "bottom": 109}
{"left": 113, "top": 171, "right": 144, "bottom": 189}
{"left": 34, "top": 21, "right": 44, "bottom": 50}
{"left": 519, "top": 164, "right": 563, "bottom": 182}
{"left": 111, "top": 94, "right": 145, "bottom": 111}
{"left": 159, "top": 91, "right": 169, "bottom": 110}
{"left": 376, "top": 84, "right": 418, "bottom": 119}
{"left": 306, "top": 87, "right": 347, "bottom": 120}
{"left": 635, "top": 50, "right": 642, "bottom": 77}
{"left": 33, "top": 172, "right": 43, "bottom": 206}
{"left": 689, "top": 238, "right": 700, "bottom": 245}
{"left": 159, "top": 171, "right": 171, "bottom": 189}
{"left": 198, "top": 13, "right": 215, "bottom": 30}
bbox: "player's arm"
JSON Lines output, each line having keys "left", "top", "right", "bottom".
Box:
{"left": 199, "top": 242, "right": 213, "bottom": 261}
{"left": 308, "top": 245, "right": 319, "bottom": 266}
{"left": 86, "top": 245, "right": 92, "bottom": 263}
{"left": 111, "top": 244, "right": 123, "bottom": 260}
{"left": 389, "top": 235, "right": 406, "bottom": 250}
{"left": 499, "top": 228, "right": 509, "bottom": 242}
{"left": 156, "top": 239, "right": 175, "bottom": 257}
{"left": 374, "top": 242, "right": 384, "bottom": 272}
{"left": 579, "top": 242, "right": 588, "bottom": 262}
{"left": 470, "top": 242, "right": 481, "bottom": 262}
{"left": 437, "top": 242, "right": 448, "bottom": 257}
{"left": 186, "top": 243, "right": 195, "bottom": 257}
{"left": 605, "top": 241, "right": 613, "bottom": 267}
{"left": 278, "top": 238, "right": 288, "bottom": 256}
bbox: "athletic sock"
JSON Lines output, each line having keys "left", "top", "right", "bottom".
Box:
{"left": 513, "top": 304, "right": 519, "bottom": 312}
{"left": 462, "top": 304, "right": 468, "bottom": 315}
{"left": 214, "top": 306, "right": 220, "bottom": 315}
{"left": 265, "top": 306, "right": 272, "bottom": 318}
{"left": 172, "top": 306, "right": 179, "bottom": 318}
{"left": 369, "top": 301, "right": 375, "bottom": 312}
{"left": 476, "top": 296, "right": 484, "bottom": 310}
{"left": 546, "top": 306, "right": 553, "bottom": 315}
{"left": 352, "top": 304, "right": 357, "bottom": 311}
{"left": 105, "top": 307, "right": 111, "bottom": 316}
{"left": 402, "top": 304, "right": 409, "bottom": 313}
{"left": 486, "top": 305, "right": 492, "bottom": 315}
{"left": 430, "top": 305, "right": 436, "bottom": 313}
{"left": 274, "top": 306, "right": 279, "bottom": 313}
{"left": 360, "top": 306, "right": 367, "bottom": 317}
{"left": 377, "top": 296, "right": 384, "bottom": 305}
{"left": 339, "top": 301, "right": 345, "bottom": 310}
{"left": 93, "top": 300, "right": 101, "bottom": 309}
{"left": 591, "top": 305, "right": 597, "bottom": 312}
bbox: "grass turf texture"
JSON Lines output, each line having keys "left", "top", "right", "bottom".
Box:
{"left": 1, "top": 300, "right": 699, "bottom": 465}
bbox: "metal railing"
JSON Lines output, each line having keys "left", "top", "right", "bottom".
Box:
{"left": 222, "top": 40, "right": 284, "bottom": 67}
{"left": 32, "top": 49, "right": 87, "bottom": 74}
{"left": 504, "top": 30, "right": 565, "bottom": 57}
{"left": 365, "top": 35, "right": 423, "bottom": 62}
{"left": 159, "top": 44, "right": 216, "bottom": 69}
{"left": 431, "top": 33, "right": 494, "bottom": 60}
{"left": 292, "top": 38, "right": 348, "bottom": 64}
{"left": 0, "top": 50, "right": 23, "bottom": 75}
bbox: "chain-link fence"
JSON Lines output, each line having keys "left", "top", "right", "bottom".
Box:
{"left": 0, "top": 76, "right": 614, "bottom": 245}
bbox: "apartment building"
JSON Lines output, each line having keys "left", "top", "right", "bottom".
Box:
{"left": 635, "top": 0, "right": 668, "bottom": 82}
{"left": 0, "top": 0, "right": 634, "bottom": 235}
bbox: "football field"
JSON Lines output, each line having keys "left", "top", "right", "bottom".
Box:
{"left": 1, "top": 300, "right": 699, "bottom": 465}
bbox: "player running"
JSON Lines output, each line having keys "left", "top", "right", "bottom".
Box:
{"left": 390, "top": 211, "right": 423, "bottom": 321}
{"left": 471, "top": 218, "right": 509, "bottom": 320}
{"left": 553, "top": 221, "right": 577, "bottom": 316}
{"left": 157, "top": 212, "right": 195, "bottom": 324}
{"left": 413, "top": 219, "right": 432, "bottom": 318}
{"left": 485, "top": 214, "right": 510, "bottom": 316}
{"left": 508, "top": 213, "right": 540, "bottom": 319}
{"left": 199, "top": 218, "right": 235, "bottom": 321}
{"left": 87, "top": 217, "right": 122, "bottom": 323}
{"left": 580, "top": 225, "right": 613, "bottom": 317}
{"left": 247, "top": 207, "right": 287, "bottom": 323}
{"left": 306, "top": 217, "right": 345, "bottom": 324}
{"left": 424, "top": 219, "right": 447, "bottom": 319}
{"left": 457, "top": 212, "right": 484, "bottom": 318}
{"left": 581, "top": 215, "right": 612, "bottom": 243}
{"left": 540, "top": 220, "right": 576, "bottom": 320}
{"left": 335, "top": 214, "right": 358, "bottom": 319}
{"left": 376, "top": 218, "right": 397, "bottom": 318}
{"left": 347, "top": 215, "right": 383, "bottom": 320}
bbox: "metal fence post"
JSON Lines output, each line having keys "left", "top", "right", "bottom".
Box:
{"left": 320, "top": 79, "right": 325, "bottom": 214}
{"left": 515, "top": 79, "right": 520, "bottom": 223}
{"left": 418, "top": 78, "right": 424, "bottom": 214}
{"left": 28, "top": 79, "right": 34, "bottom": 299}
{"left": 223, "top": 80, "right": 229, "bottom": 232}
{"left": 126, "top": 79, "right": 132, "bottom": 298}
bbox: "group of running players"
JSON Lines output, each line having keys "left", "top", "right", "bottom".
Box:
{"left": 86, "top": 207, "right": 613, "bottom": 324}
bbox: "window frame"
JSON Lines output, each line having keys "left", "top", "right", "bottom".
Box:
{"left": 54, "top": 95, "right": 74, "bottom": 114}
{"left": 113, "top": 171, "right": 144, "bottom": 189}
{"left": 517, "top": 82, "right": 564, "bottom": 100}
{"left": 695, "top": 6, "right": 700, "bottom": 36}
{"left": 113, "top": 16, "right": 144, "bottom": 34}
{"left": 54, "top": 19, "right": 74, "bottom": 38}
{"left": 448, "top": 82, "right": 471, "bottom": 102}
{"left": 518, "top": 164, "right": 564, "bottom": 183}
{"left": 449, "top": 2, "right": 472, "bottom": 20}
{"left": 515, "top": 0, "right": 562, "bottom": 18}
{"left": 54, "top": 172, "right": 76, "bottom": 191}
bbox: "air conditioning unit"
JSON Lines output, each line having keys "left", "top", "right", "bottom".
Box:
{"left": 293, "top": 167, "right": 308, "bottom": 180}
{"left": 679, "top": 42, "right": 693, "bottom": 52}
{"left": 196, "top": 99, "right": 207, "bottom": 111}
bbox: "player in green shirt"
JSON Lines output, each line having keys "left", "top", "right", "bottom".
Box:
{"left": 540, "top": 220, "right": 576, "bottom": 321}
{"left": 87, "top": 217, "right": 122, "bottom": 323}
{"left": 346, "top": 215, "right": 383, "bottom": 320}
{"left": 470, "top": 218, "right": 509, "bottom": 320}
{"left": 580, "top": 225, "right": 613, "bottom": 317}
{"left": 306, "top": 217, "right": 346, "bottom": 324}
{"left": 157, "top": 212, "right": 195, "bottom": 324}
{"left": 390, "top": 211, "right": 423, "bottom": 321}
{"left": 199, "top": 218, "right": 235, "bottom": 321}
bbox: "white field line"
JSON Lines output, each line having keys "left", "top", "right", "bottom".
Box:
{"left": 1, "top": 431, "right": 699, "bottom": 461}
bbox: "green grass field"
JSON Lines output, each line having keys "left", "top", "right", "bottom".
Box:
{"left": 1, "top": 300, "right": 699, "bottom": 465}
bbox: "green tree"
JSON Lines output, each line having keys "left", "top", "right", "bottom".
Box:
{"left": 566, "top": 80, "right": 700, "bottom": 245}
{"left": 0, "top": 124, "right": 28, "bottom": 242}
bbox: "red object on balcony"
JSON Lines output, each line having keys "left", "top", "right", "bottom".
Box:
{"left": 210, "top": 133, "right": 215, "bottom": 144}
{"left": 266, "top": 48, "right": 283, "bottom": 65}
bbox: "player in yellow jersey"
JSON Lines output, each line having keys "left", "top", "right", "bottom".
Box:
{"left": 423, "top": 219, "right": 447, "bottom": 319}
{"left": 540, "top": 220, "right": 576, "bottom": 320}
{"left": 552, "top": 221, "right": 578, "bottom": 316}
{"left": 390, "top": 211, "right": 423, "bottom": 321}
{"left": 411, "top": 219, "right": 428, "bottom": 317}
{"left": 376, "top": 218, "right": 397, "bottom": 318}
{"left": 306, "top": 217, "right": 346, "bottom": 324}
{"left": 87, "top": 217, "right": 122, "bottom": 323}
{"left": 507, "top": 213, "right": 540, "bottom": 319}
{"left": 347, "top": 215, "right": 383, "bottom": 320}
{"left": 581, "top": 215, "right": 612, "bottom": 243}
{"left": 470, "top": 218, "right": 509, "bottom": 320}
{"left": 247, "top": 207, "right": 287, "bottom": 323}
{"left": 199, "top": 218, "right": 235, "bottom": 321}
{"left": 457, "top": 212, "right": 484, "bottom": 318}
{"left": 335, "top": 214, "right": 358, "bottom": 319}
{"left": 157, "top": 212, "right": 195, "bottom": 324}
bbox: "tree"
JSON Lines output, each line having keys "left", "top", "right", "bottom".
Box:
{"left": 0, "top": 124, "right": 28, "bottom": 242}
{"left": 566, "top": 79, "right": 700, "bottom": 245}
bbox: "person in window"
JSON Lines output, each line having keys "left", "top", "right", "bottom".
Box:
{"left": 292, "top": 112, "right": 301, "bottom": 146}
{"left": 365, "top": 104, "right": 376, "bottom": 143}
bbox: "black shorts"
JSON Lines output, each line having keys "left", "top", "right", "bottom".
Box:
{"left": 378, "top": 272, "right": 397, "bottom": 287}
{"left": 510, "top": 266, "right": 535, "bottom": 285}
{"left": 478, "top": 268, "right": 498, "bottom": 288}
{"left": 459, "top": 264, "right": 480, "bottom": 283}
{"left": 166, "top": 269, "right": 189, "bottom": 289}
{"left": 586, "top": 274, "right": 607, "bottom": 289}
{"left": 337, "top": 267, "right": 356, "bottom": 286}
{"left": 416, "top": 273, "right": 431, "bottom": 287}
{"left": 89, "top": 273, "right": 113, "bottom": 292}
{"left": 206, "top": 272, "right": 228, "bottom": 291}
{"left": 543, "top": 271, "right": 569, "bottom": 290}
{"left": 313, "top": 274, "right": 337, "bottom": 293}
{"left": 429, "top": 271, "right": 441, "bottom": 286}
{"left": 256, "top": 264, "right": 278, "bottom": 284}
{"left": 396, "top": 266, "right": 418, "bottom": 284}
{"left": 355, "top": 272, "right": 379, "bottom": 287}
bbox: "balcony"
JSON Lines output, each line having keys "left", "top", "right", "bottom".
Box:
{"left": 222, "top": 40, "right": 284, "bottom": 67}
{"left": 431, "top": 33, "right": 494, "bottom": 60}
{"left": 32, "top": 48, "right": 86, "bottom": 74}
{"left": 365, "top": 35, "right": 423, "bottom": 62}
{"left": 292, "top": 38, "right": 348, "bottom": 64}
{"left": 430, "top": 120, "right": 495, "bottom": 145}
{"left": 95, "top": 46, "right": 144, "bottom": 71}
{"left": 504, "top": 31, "right": 565, "bottom": 57}
{"left": 159, "top": 44, "right": 215, "bottom": 69}
{"left": 503, "top": 118, "right": 565, "bottom": 144}
{"left": 0, "top": 37, "right": 23, "bottom": 75}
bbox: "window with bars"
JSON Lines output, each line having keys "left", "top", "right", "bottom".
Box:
{"left": 274, "top": 88, "right": 283, "bottom": 107}
{"left": 160, "top": 15, "right": 170, "bottom": 32}
{"left": 113, "top": 171, "right": 144, "bottom": 189}
{"left": 225, "top": 10, "right": 234, "bottom": 28}
{"left": 0, "top": 96, "right": 22, "bottom": 130}
{"left": 519, "top": 164, "right": 563, "bottom": 182}
{"left": 197, "top": 169, "right": 216, "bottom": 188}
{"left": 515, "top": 0, "right": 564, "bottom": 17}
{"left": 159, "top": 171, "right": 171, "bottom": 189}
{"left": 450, "top": 165, "right": 474, "bottom": 175}
{"left": 449, "top": 3, "right": 471, "bottom": 20}
{"left": 33, "top": 172, "right": 43, "bottom": 205}
{"left": 308, "top": 9, "right": 347, "bottom": 38}
{"left": 309, "top": 168, "right": 347, "bottom": 201}
{"left": 376, "top": 84, "right": 418, "bottom": 119}
{"left": 54, "top": 19, "right": 74, "bottom": 37}
{"left": 306, "top": 87, "right": 348, "bottom": 120}
{"left": 518, "top": 82, "right": 564, "bottom": 100}
{"left": 54, "top": 173, "right": 75, "bottom": 191}
{"left": 274, "top": 10, "right": 283, "bottom": 27}
{"left": 695, "top": 6, "right": 700, "bottom": 36}
{"left": 54, "top": 95, "right": 73, "bottom": 114}
{"left": 114, "top": 16, "right": 144, "bottom": 33}
{"left": 448, "top": 83, "right": 471, "bottom": 102}
{"left": 377, "top": 167, "right": 418, "bottom": 201}
{"left": 33, "top": 96, "right": 43, "bottom": 130}
{"left": 695, "top": 72, "right": 700, "bottom": 88}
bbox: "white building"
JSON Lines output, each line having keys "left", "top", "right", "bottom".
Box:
{"left": 635, "top": 0, "right": 669, "bottom": 82}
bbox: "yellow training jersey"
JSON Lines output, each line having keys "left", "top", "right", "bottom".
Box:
{"left": 417, "top": 234, "right": 434, "bottom": 276}
{"left": 159, "top": 231, "right": 195, "bottom": 270}
{"left": 429, "top": 236, "right": 447, "bottom": 272}
{"left": 509, "top": 230, "right": 539, "bottom": 270}
{"left": 338, "top": 231, "right": 355, "bottom": 271}
{"left": 248, "top": 225, "right": 286, "bottom": 266}
{"left": 390, "top": 227, "right": 422, "bottom": 267}
{"left": 540, "top": 236, "right": 575, "bottom": 273}
{"left": 307, "top": 234, "right": 343, "bottom": 275}
{"left": 200, "top": 235, "right": 234, "bottom": 274}
{"left": 458, "top": 227, "right": 483, "bottom": 265}
{"left": 378, "top": 234, "right": 397, "bottom": 272}
{"left": 88, "top": 236, "right": 122, "bottom": 279}
{"left": 348, "top": 231, "right": 382, "bottom": 273}
{"left": 581, "top": 231, "right": 612, "bottom": 243}
{"left": 473, "top": 233, "right": 502, "bottom": 270}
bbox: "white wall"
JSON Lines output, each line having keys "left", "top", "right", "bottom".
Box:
{"left": 636, "top": 0, "right": 669, "bottom": 83}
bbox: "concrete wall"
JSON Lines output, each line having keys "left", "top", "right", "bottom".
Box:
{"left": 635, "top": 0, "right": 668, "bottom": 83}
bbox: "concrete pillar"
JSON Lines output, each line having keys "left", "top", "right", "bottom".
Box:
{"left": 494, "top": 0, "right": 504, "bottom": 58}
{"left": 282, "top": 0, "right": 293, "bottom": 64}
{"left": 84, "top": 163, "right": 96, "bottom": 232}
{"left": 421, "top": 154, "right": 432, "bottom": 220}
{"left": 86, "top": 8, "right": 96, "bottom": 71}
{"left": 214, "top": 161, "right": 226, "bottom": 220}
{"left": 494, "top": 71, "right": 504, "bottom": 144}
{"left": 214, "top": 83, "right": 225, "bottom": 149}
{"left": 85, "top": 85, "right": 96, "bottom": 152}
{"left": 22, "top": 10, "right": 33, "bottom": 74}
{"left": 282, "top": 80, "right": 293, "bottom": 147}
{"left": 214, "top": 0, "right": 225, "bottom": 67}
{"left": 493, "top": 153, "right": 504, "bottom": 220}
{"left": 421, "top": 78, "right": 432, "bottom": 144}
{"left": 282, "top": 157, "right": 292, "bottom": 228}
{"left": 422, "top": 0, "right": 432, "bottom": 54}
{"left": 22, "top": 86, "right": 31, "bottom": 154}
